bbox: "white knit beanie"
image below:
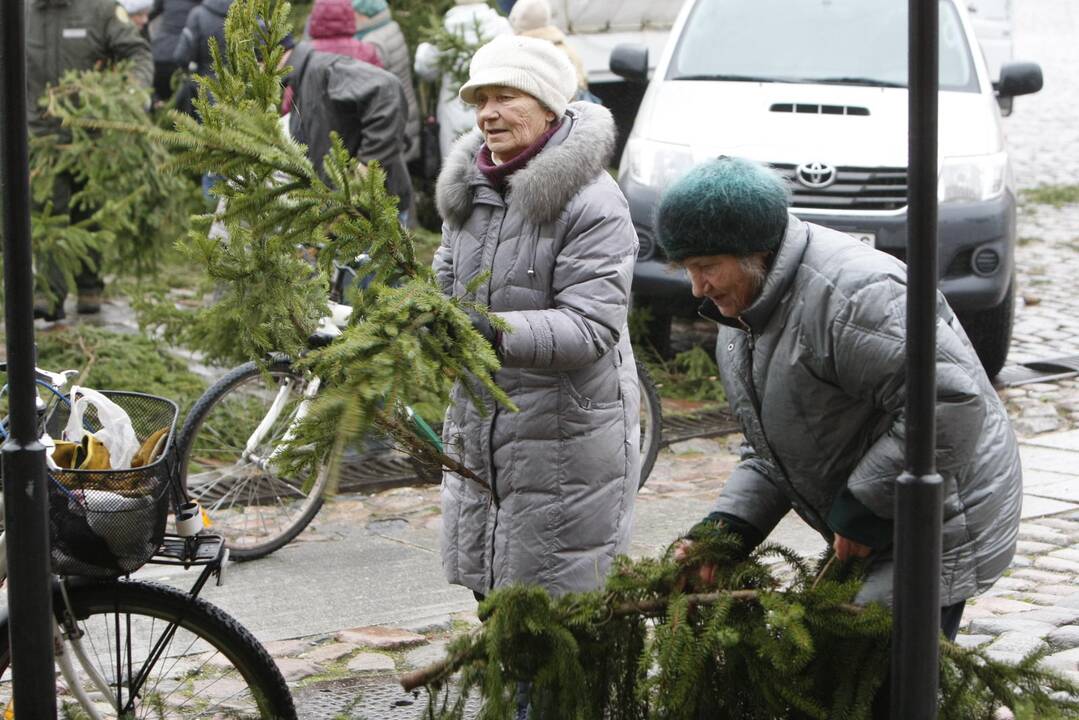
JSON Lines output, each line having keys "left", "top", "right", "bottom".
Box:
{"left": 459, "top": 34, "right": 578, "bottom": 117}
{"left": 509, "top": 0, "right": 551, "bottom": 33}
{"left": 119, "top": 0, "right": 153, "bottom": 14}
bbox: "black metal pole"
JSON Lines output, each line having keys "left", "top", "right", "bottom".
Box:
{"left": 1, "top": 0, "right": 60, "bottom": 713}
{"left": 892, "top": 0, "right": 943, "bottom": 717}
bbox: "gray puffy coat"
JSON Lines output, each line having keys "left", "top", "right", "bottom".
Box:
{"left": 434, "top": 102, "right": 640, "bottom": 597}
{"left": 708, "top": 216, "right": 1022, "bottom": 606}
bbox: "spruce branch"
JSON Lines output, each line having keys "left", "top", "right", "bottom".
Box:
{"left": 402, "top": 532, "right": 1079, "bottom": 719}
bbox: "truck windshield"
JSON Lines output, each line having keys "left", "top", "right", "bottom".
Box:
{"left": 667, "top": 0, "right": 979, "bottom": 92}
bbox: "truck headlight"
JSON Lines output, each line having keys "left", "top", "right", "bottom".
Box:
{"left": 937, "top": 153, "right": 1010, "bottom": 204}
{"left": 619, "top": 137, "right": 696, "bottom": 189}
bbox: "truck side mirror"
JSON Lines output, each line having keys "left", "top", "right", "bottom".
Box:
{"left": 996, "top": 62, "right": 1043, "bottom": 97}
{"left": 610, "top": 44, "right": 649, "bottom": 83}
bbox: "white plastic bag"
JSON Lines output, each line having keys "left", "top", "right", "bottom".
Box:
{"left": 64, "top": 387, "right": 140, "bottom": 470}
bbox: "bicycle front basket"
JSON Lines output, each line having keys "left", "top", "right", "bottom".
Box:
{"left": 45, "top": 391, "right": 179, "bottom": 578}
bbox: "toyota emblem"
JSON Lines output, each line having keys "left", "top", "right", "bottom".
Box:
{"left": 796, "top": 162, "right": 836, "bottom": 189}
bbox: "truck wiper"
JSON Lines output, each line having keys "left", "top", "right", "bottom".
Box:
{"left": 813, "top": 76, "right": 907, "bottom": 88}
{"left": 670, "top": 73, "right": 798, "bottom": 83}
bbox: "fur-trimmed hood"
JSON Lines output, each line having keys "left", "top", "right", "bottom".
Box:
{"left": 435, "top": 101, "right": 617, "bottom": 228}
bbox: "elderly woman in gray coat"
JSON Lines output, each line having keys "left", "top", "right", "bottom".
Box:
{"left": 660, "top": 157, "right": 1022, "bottom": 645}
{"left": 433, "top": 34, "right": 640, "bottom": 599}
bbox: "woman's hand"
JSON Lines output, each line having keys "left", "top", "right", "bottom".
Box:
{"left": 832, "top": 533, "right": 873, "bottom": 562}
{"left": 673, "top": 539, "right": 718, "bottom": 587}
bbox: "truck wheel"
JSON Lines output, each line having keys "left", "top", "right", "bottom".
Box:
{"left": 958, "top": 279, "right": 1015, "bottom": 379}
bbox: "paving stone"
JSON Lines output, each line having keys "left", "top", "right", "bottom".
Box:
{"left": 1018, "top": 526, "right": 1071, "bottom": 546}
{"left": 1034, "top": 556, "right": 1079, "bottom": 574}
{"left": 1041, "top": 647, "right": 1079, "bottom": 675}
{"left": 404, "top": 639, "right": 450, "bottom": 670}
{"left": 1008, "top": 555, "right": 1033, "bottom": 568}
{"left": 988, "top": 576, "right": 1038, "bottom": 593}
{"left": 1013, "top": 607, "right": 1079, "bottom": 626}
{"left": 1037, "top": 518, "right": 1079, "bottom": 533}
{"left": 301, "top": 642, "right": 355, "bottom": 663}
{"left": 261, "top": 637, "right": 314, "bottom": 657}
{"left": 335, "top": 626, "right": 427, "bottom": 649}
{"left": 1021, "top": 497, "right": 1079, "bottom": 520}
{"left": 967, "top": 617, "right": 1056, "bottom": 638}
{"left": 954, "top": 633, "right": 994, "bottom": 649}
{"left": 1019, "top": 592, "right": 1078, "bottom": 607}
{"left": 1046, "top": 626, "right": 1079, "bottom": 650}
{"left": 1048, "top": 547, "right": 1079, "bottom": 564}
{"left": 969, "top": 596, "right": 1043, "bottom": 614}
{"left": 346, "top": 652, "right": 396, "bottom": 673}
{"left": 987, "top": 631, "right": 1047, "bottom": 657}
{"left": 1014, "top": 415, "right": 1066, "bottom": 435}
{"left": 274, "top": 657, "right": 322, "bottom": 682}
{"left": 1011, "top": 568, "right": 1072, "bottom": 585}
{"left": 1056, "top": 594, "right": 1079, "bottom": 610}
{"left": 1020, "top": 446, "right": 1079, "bottom": 475}
{"left": 667, "top": 438, "right": 721, "bottom": 456}
{"left": 1035, "top": 584, "right": 1079, "bottom": 597}
{"left": 399, "top": 614, "right": 454, "bottom": 634}
{"left": 1015, "top": 540, "right": 1059, "bottom": 555}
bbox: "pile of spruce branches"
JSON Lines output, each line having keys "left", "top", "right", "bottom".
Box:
{"left": 403, "top": 528, "right": 1079, "bottom": 720}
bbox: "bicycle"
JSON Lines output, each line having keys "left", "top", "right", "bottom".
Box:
{"left": 177, "top": 262, "right": 664, "bottom": 561}
{"left": 0, "top": 363, "right": 297, "bottom": 719}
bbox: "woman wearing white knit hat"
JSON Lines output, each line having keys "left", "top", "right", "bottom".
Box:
{"left": 434, "top": 34, "right": 641, "bottom": 706}
{"left": 508, "top": 0, "right": 588, "bottom": 93}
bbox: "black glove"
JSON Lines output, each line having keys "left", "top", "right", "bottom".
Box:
{"left": 467, "top": 310, "right": 500, "bottom": 349}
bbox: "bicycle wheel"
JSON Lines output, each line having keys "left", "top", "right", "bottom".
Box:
{"left": 637, "top": 360, "right": 663, "bottom": 489}
{"left": 0, "top": 580, "right": 296, "bottom": 719}
{"left": 178, "top": 359, "right": 328, "bottom": 560}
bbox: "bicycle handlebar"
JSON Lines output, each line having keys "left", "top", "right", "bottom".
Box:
{"left": 0, "top": 362, "right": 80, "bottom": 388}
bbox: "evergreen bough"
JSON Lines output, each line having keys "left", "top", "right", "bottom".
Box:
{"left": 142, "top": 0, "right": 511, "bottom": 482}
{"left": 15, "top": 66, "right": 201, "bottom": 303}
{"left": 403, "top": 530, "right": 1079, "bottom": 719}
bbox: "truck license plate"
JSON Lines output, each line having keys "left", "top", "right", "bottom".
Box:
{"left": 850, "top": 232, "right": 876, "bottom": 248}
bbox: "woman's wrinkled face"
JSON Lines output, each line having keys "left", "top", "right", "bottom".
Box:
{"left": 474, "top": 85, "right": 555, "bottom": 163}
{"left": 683, "top": 252, "right": 770, "bottom": 318}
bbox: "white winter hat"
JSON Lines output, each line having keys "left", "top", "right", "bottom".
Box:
{"left": 119, "top": 0, "right": 152, "bottom": 14}
{"left": 509, "top": 0, "right": 551, "bottom": 33}
{"left": 459, "top": 34, "right": 578, "bottom": 117}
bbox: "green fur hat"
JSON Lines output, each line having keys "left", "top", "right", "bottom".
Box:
{"left": 655, "top": 157, "right": 790, "bottom": 261}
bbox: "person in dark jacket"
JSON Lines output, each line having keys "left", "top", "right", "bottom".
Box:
{"left": 282, "top": 0, "right": 381, "bottom": 114}
{"left": 661, "top": 157, "right": 1022, "bottom": 643}
{"left": 26, "top": 0, "right": 153, "bottom": 319}
{"left": 149, "top": 0, "right": 200, "bottom": 102}
{"left": 284, "top": 41, "right": 412, "bottom": 220}
{"left": 352, "top": 0, "right": 420, "bottom": 163}
{"left": 173, "top": 0, "right": 232, "bottom": 79}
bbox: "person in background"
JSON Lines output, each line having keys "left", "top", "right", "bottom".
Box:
{"left": 26, "top": 0, "right": 153, "bottom": 320}
{"left": 508, "top": 0, "right": 589, "bottom": 99}
{"left": 282, "top": 0, "right": 382, "bottom": 114}
{"left": 352, "top": 0, "right": 420, "bottom": 165}
{"left": 284, "top": 41, "right": 413, "bottom": 223}
{"left": 148, "top": 0, "right": 201, "bottom": 104}
{"left": 173, "top": 0, "right": 233, "bottom": 80}
{"left": 659, "top": 158, "right": 1022, "bottom": 707}
{"left": 413, "top": 0, "right": 511, "bottom": 161}
{"left": 119, "top": 0, "right": 154, "bottom": 33}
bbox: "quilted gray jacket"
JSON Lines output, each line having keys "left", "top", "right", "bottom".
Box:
{"left": 433, "top": 102, "right": 640, "bottom": 597}
{"left": 708, "top": 216, "right": 1022, "bottom": 606}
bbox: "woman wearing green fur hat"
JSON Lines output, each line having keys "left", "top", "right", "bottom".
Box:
{"left": 662, "top": 157, "right": 1021, "bottom": 643}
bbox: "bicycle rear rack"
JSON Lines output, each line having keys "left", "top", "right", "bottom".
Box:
{"left": 148, "top": 532, "right": 229, "bottom": 598}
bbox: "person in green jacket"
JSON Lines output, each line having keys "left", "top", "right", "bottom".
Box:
{"left": 26, "top": 0, "right": 153, "bottom": 320}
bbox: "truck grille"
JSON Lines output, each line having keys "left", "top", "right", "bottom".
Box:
{"left": 771, "top": 164, "right": 908, "bottom": 211}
